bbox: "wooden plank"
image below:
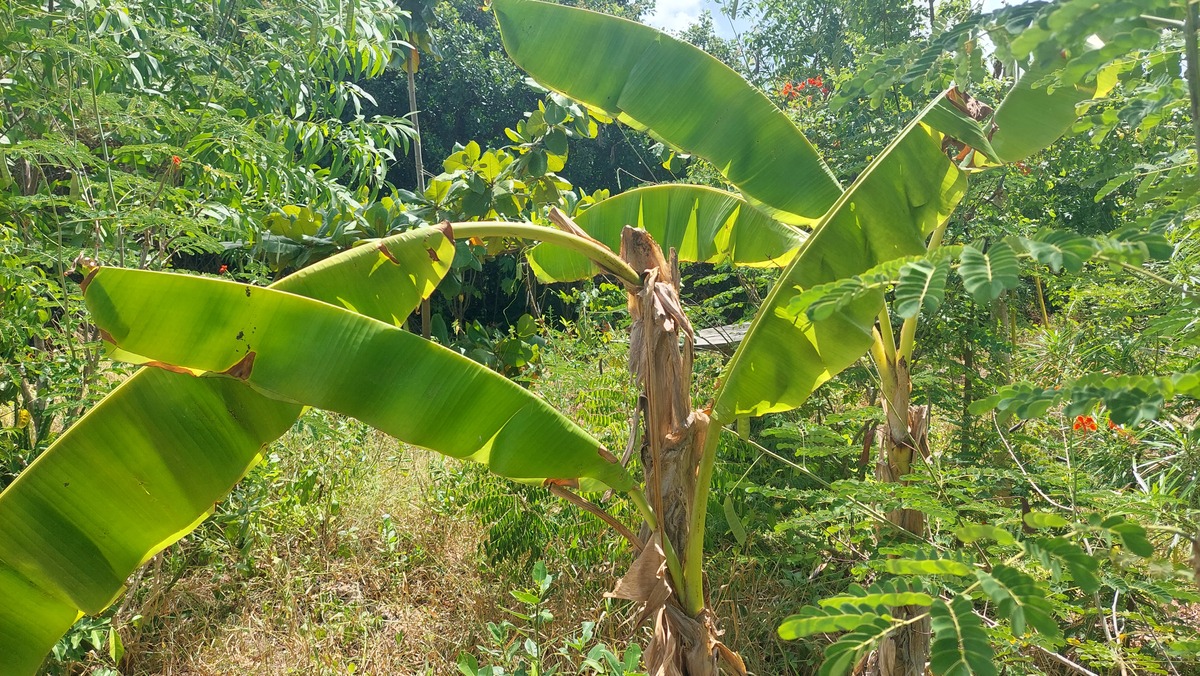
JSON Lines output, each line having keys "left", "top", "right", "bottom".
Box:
{"left": 695, "top": 323, "right": 751, "bottom": 354}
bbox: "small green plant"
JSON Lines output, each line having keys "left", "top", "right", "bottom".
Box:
{"left": 457, "top": 561, "right": 644, "bottom": 676}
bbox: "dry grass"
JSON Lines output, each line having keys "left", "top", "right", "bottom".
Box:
{"left": 110, "top": 425, "right": 636, "bottom": 675}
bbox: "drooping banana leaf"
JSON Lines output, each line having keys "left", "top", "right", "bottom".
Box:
{"left": 493, "top": 0, "right": 841, "bottom": 225}
{"left": 0, "top": 225, "right": 453, "bottom": 675}
{"left": 712, "top": 93, "right": 970, "bottom": 421}
{"left": 989, "top": 54, "right": 1111, "bottom": 163}
{"left": 526, "top": 185, "right": 806, "bottom": 283}
{"left": 82, "top": 268, "right": 632, "bottom": 492}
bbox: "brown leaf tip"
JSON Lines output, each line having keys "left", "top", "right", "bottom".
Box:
{"left": 597, "top": 447, "right": 619, "bottom": 464}
{"left": 222, "top": 351, "right": 256, "bottom": 380}
{"left": 378, "top": 242, "right": 401, "bottom": 265}
{"left": 543, "top": 477, "right": 580, "bottom": 489}
{"left": 70, "top": 254, "right": 102, "bottom": 292}
{"left": 145, "top": 360, "right": 198, "bottom": 376}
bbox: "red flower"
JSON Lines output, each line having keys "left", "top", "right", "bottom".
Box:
{"left": 796, "top": 81, "right": 806, "bottom": 90}
{"left": 807, "top": 76, "right": 823, "bottom": 88}
{"left": 171, "top": 155, "right": 182, "bottom": 167}
{"left": 218, "top": 264, "right": 228, "bottom": 274}
{"left": 781, "top": 82, "right": 794, "bottom": 98}
{"left": 1073, "top": 415, "right": 1097, "bottom": 433}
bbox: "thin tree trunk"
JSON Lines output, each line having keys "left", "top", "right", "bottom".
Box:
{"left": 406, "top": 48, "right": 431, "bottom": 340}
{"left": 871, "top": 355, "right": 931, "bottom": 676}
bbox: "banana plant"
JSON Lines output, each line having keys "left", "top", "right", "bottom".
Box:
{"left": 492, "top": 0, "right": 1105, "bottom": 673}
{"left": 0, "top": 2, "right": 1100, "bottom": 675}
{"left": 0, "top": 222, "right": 649, "bottom": 675}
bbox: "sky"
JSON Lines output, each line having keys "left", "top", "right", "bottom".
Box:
{"left": 643, "top": 0, "right": 1026, "bottom": 40}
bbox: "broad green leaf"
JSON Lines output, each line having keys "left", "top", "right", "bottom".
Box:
{"left": 265, "top": 204, "right": 321, "bottom": 239}
{"left": 83, "top": 268, "right": 632, "bottom": 492}
{"left": 819, "top": 616, "right": 895, "bottom": 676}
{"left": 1024, "top": 537, "right": 1100, "bottom": 593}
{"left": 958, "top": 242, "right": 1019, "bottom": 304}
{"left": 713, "top": 93, "right": 969, "bottom": 420}
{"left": 930, "top": 596, "right": 997, "bottom": 676}
{"left": 875, "top": 558, "right": 974, "bottom": 577}
{"left": 974, "top": 565, "right": 1061, "bottom": 639}
{"left": 494, "top": 0, "right": 841, "bottom": 224}
{"left": 1023, "top": 511, "right": 1069, "bottom": 530}
{"left": 723, "top": 495, "right": 747, "bottom": 547}
{"left": 1021, "top": 231, "right": 1095, "bottom": 274}
{"left": 510, "top": 590, "right": 540, "bottom": 604}
{"left": 894, "top": 258, "right": 951, "bottom": 319}
{"left": 990, "top": 57, "right": 1098, "bottom": 163}
{"left": 778, "top": 605, "right": 886, "bottom": 639}
{"left": 0, "top": 227, "right": 454, "bottom": 674}
{"left": 955, "top": 524, "right": 1016, "bottom": 546}
{"left": 819, "top": 580, "right": 934, "bottom": 610}
{"left": 1100, "top": 515, "right": 1154, "bottom": 557}
{"left": 525, "top": 185, "right": 805, "bottom": 282}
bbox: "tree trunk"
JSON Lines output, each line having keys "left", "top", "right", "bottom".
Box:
{"left": 617, "top": 226, "right": 744, "bottom": 676}
{"left": 871, "top": 356, "right": 931, "bottom": 676}
{"left": 406, "top": 47, "right": 431, "bottom": 340}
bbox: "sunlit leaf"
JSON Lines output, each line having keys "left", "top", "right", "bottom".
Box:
{"left": 494, "top": 0, "right": 841, "bottom": 224}
{"left": 958, "top": 242, "right": 1019, "bottom": 304}
{"left": 0, "top": 226, "right": 455, "bottom": 673}
{"left": 83, "top": 268, "right": 632, "bottom": 492}
{"left": 525, "top": 185, "right": 804, "bottom": 282}
{"left": 930, "top": 596, "right": 997, "bottom": 676}
{"left": 894, "top": 258, "right": 951, "bottom": 319}
{"left": 974, "top": 565, "right": 1061, "bottom": 639}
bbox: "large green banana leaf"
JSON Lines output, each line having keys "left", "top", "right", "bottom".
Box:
{"left": 493, "top": 0, "right": 841, "bottom": 225}
{"left": 989, "top": 57, "right": 1109, "bottom": 163}
{"left": 526, "top": 185, "right": 806, "bottom": 283}
{"left": 83, "top": 268, "right": 632, "bottom": 492}
{"left": 712, "top": 93, "right": 969, "bottom": 421}
{"left": 0, "top": 226, "right": 453, "bottom": 675}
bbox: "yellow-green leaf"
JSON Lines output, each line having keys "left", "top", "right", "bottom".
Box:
{"left": 526, "top": 185, "right": 805, "bottom": 282}
{"left": 494, "top": 0, "right": 841, "bottom": 224}
{"left": 0, "top": 226, "right": 454, "bottom": 674}
{"left": 83, "top": 268, "right": 632, "bottom": 492}
{"left": 713, "top": 93, "right": 969, "bottom": 420}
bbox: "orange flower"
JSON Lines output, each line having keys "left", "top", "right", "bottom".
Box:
{"left": 1073, "top": 415, "right": 1097, "bottom": 433}
{"left": 218, "top": 264, "right": 228, "bottom": 274}
{"left": 171, "top": 155, "right": 182, "bottom": 167}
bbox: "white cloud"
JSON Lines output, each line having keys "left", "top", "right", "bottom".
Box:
{"left": 644, "top": 0, "right": 704, "bottom": 33}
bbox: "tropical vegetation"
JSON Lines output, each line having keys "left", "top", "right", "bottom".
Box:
{"left": 2, "top": 0, "right": 1198, "bottom": 674}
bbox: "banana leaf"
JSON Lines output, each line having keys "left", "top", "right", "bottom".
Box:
{"left": 0, "top": 225, "right": 453, "bottom": 675}
{"left": 83, "top": 268, "right": 632, "bottom": 492}
{"left": 713, "top": 93, "right": 970, "bottom": 421}
{"left": 526, "top": 185, "right": 806, "bottom": 283}
{"left": 493, "top": 0, "right": 841, "bottom": 225}
{"left": 989, "top": 56, "right": 1109, "bottom": 163}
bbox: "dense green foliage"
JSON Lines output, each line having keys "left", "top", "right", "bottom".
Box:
{"left": 3, "top": 0, "right": 1200, "bottom": 673}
